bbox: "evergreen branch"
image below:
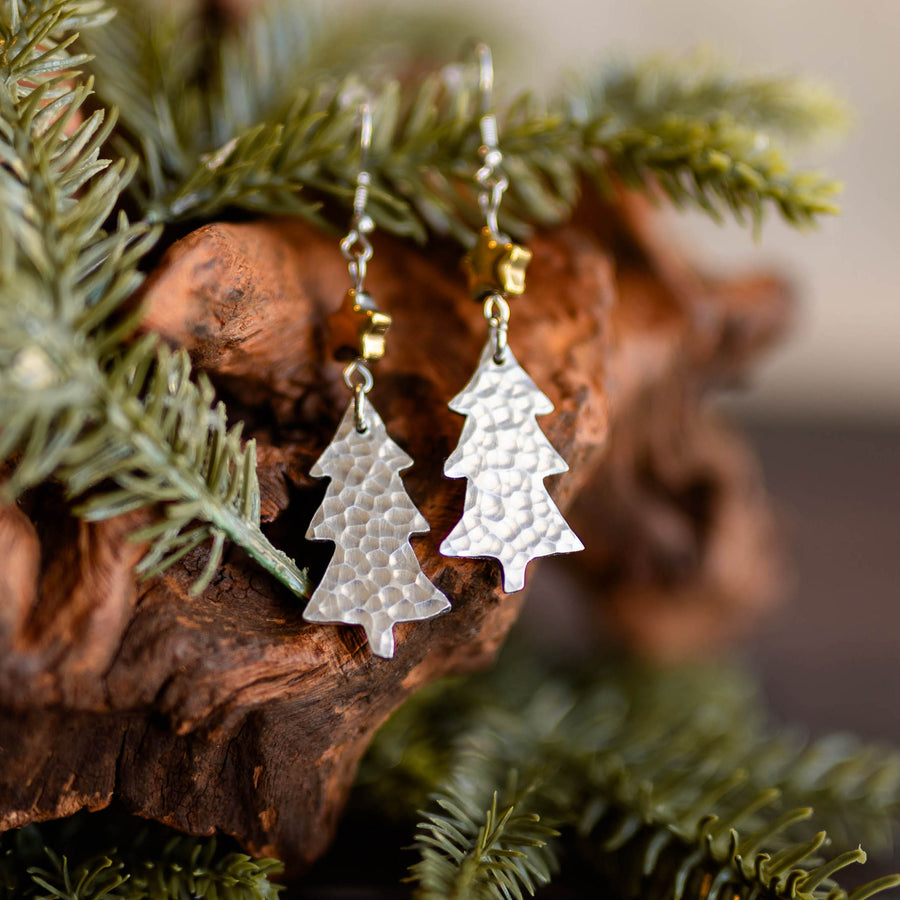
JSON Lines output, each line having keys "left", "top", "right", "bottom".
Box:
{"left": 751, "top": 733, "right": 900, "bottom": 854}
{"left": 82, "top": 0, "right": 481, "bottom": 211}
{"left": 123, "top": 835, "right": 284, "bottom": 900}
{"left": 125, "top": 70, "right": 842, "bottom": 244}
{"left": 1, "top": 815, "right": 284, "bottom": 899}
{"left": 587, "top": 804, "right": 896, "bottom": 900}
{"left": 81, "top": 0, "right": 319, "bottom": 190}
{"left": 582, "top": 756, "right": 899, "bottom": 900}
{"left": 411, "top": 773, "right": 558, "bottom": 900}
{"left": 64, "top": 340, "right": 309, "bottom": 596}
{"left": 23, "top": 849, "right": 127, "bottom": 899}
{"left": 366, "top": 657, "right": 899, "bottom": 850}
{"left": 368, "top": 654, "right": 900, "bottom": 898}
{"left": 408, "top": 719, "right": 900, "bottom": 900}
{"left": 590, "top": 53, "right": 850, "bottom": 143}
{"left": 0, "top": 0, "right": 309, "bottom": 597}
{"left": 84, "top": 1, "right": 843, "bottom": 240}
{"left": 589, "top": 114, "right": 840, "bottom": 232}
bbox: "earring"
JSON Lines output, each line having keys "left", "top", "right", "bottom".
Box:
{"left": 440, "top": 46, "right": 584, "bottom": 593}
{"left": 303, "top": 103, "right": 450, "bottom": 659}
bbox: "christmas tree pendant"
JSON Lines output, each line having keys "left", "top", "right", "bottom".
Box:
{"left": 304, "top": 398, "right": 450, "bottom": 658}
{"left": 303, "top": 102, "right": 449, "bottom": 658}
{"left": 440, "top": 339, "right": 584, "bottom": 592}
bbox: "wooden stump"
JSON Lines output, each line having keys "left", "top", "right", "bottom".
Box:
{"left": 0, "top": 196, "right": 791, "bottom": 874}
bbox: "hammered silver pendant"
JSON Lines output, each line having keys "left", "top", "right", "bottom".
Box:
{"left": 440, "top": 340, "right": 584, "bottom": 592}
{"left": 303, "top": 399, "right": 450, "bottom": 658}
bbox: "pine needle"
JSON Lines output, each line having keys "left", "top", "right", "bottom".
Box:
{"left": 0, "top": 0, "right": 309, "bottom": 598}
{"left": 0, "top": 814, "right": 284, "bottom": 900}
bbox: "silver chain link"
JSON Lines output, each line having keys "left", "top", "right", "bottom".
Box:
{"left": 343, "top": 358, "right": 374, "bottom": 433}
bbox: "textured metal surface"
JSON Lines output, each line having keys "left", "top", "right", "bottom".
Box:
{"left": 304, "top": 400, "right": 450, "bottom": 658}
{"left": 441, "top": 340, "right": 584, "bottom": 592}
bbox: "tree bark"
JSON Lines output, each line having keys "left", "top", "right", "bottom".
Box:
{"left": 0, "top": 196, "right": 791, "bottom": 874}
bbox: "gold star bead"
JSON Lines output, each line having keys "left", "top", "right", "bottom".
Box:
{"left": 463, "top": 227, "right": 533, "bottom": 299}
{"left": 328, "top": 289, "right": 392, "bottom": 362}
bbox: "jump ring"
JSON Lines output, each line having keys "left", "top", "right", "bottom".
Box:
{"left": 343, "top": 359, "right": 374, "bottom": 393}
{"left": 353, "top": 382, "right": 368, "bottom": 433}
{"left": 482, "top": 293, "right": 510, "bottom": 324}
{"left": 341, "top": 230, "right": 373, "bottom": 263}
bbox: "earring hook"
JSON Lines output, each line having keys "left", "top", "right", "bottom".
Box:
{"left": 354, "top": 102, "right": 373, "bottom": 219}
{"left": 474, "top": 43, "right": 500, "bottom": 157}
{"left": 471, "top": 42, "right": 507, "bottom": 236}
{"left": 476, "top": 43, "right": 494, "bottom": 117}
{"left": 339, "top": 100, "right": 382, "bottom": 433}
{"left": 352, "top": 102, "right": 373, "bottom": 222}
{"left": 341, "top": 101, "right": 374, "bottom": 292}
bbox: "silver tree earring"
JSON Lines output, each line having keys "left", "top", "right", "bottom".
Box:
{"left": 440, "top": 46, "right": 584, "bottom": 593}
{"left": 303, "top": 103, "right": 450, "bottom": 658}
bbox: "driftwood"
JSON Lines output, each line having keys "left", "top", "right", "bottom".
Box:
{"left": 0, "top": 195, "right": 791, "bottom": 874}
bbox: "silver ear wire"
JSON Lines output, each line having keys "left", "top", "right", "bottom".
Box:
{"left": 472, "top": 43, "right": 508, "bottom": 236}
{"left": 340, "top": 102, "right": 374, "bottom": 294}
{"left": 476, "top": 43, "right": 493, "bottom": 116}
{"left": 353, "top": 102, "right": 372, "bottom": 222}
{"left": 338, "top": 101, "right": 380, "bottom": 433}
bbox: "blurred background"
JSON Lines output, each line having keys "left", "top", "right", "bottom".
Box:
{"left": 335, "top": 0, "right": 900, "bottom": 739}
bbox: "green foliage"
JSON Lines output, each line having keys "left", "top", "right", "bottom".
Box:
{"left": 411, "top": 772, "right": 559, "bottom": 900}
{"left": 358, "top": 652, "right": 900, "bottom": 899}
{"left": 0, "top": 0, "right": 309, "bottom": 596}
{"left": 81, "top": 1, "right": 844, "bottom": 242}
{"left": 591, "top": 52, "right": 849, "bottom": 143}
{"left": 0, "top": 813, "right": 284, "bottom": 899}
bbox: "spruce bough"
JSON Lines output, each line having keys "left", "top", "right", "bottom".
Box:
{"left": 370, "top": 652, "right": 900, "bottom": 900}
